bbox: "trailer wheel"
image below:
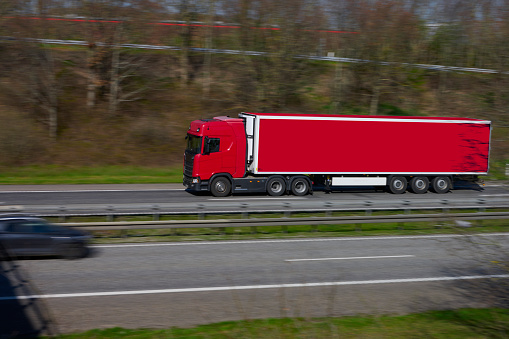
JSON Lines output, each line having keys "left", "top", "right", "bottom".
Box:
{"left": 431, "top": 176, "right": 451, "bottom": 194}
{"left": 210, "top": 177, "right": 231, "bottom": 197}
{"left": 410, "top": 176, "right": 429, "bottom": 194}
{"left": 291, "top": 177, "right": 310, "bottom": 196}
{"left": 388, "top": 176, "right": 407, "bottom": 194}
{"left": 267, "top": 177, "right": 286, "bottom": 196}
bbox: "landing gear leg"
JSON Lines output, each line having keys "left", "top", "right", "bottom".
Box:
{"left": 325, "top": 176, "right": 332, "bottom": 194}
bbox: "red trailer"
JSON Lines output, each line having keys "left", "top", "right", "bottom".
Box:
{"left": 183, "top": 113, "right": 491, "bottom": 197}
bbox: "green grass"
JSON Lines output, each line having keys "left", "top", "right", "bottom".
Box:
{"left": 0, "top": 165, "right": 183, "bottom": 184}
{"left": 76, "top": 217, "right": 508, "bottom": 244}
{"left": 0, "top": 163, "right": 506, "bottom": 185}
{"left": 52, "top": 308, "right": 509, "bottom": 338}
{"left": 487, "top": 159, "right": 509, "bottom": 181}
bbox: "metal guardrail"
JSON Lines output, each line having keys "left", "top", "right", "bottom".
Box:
{"left": 1, "top": 197, "right": 507, "bottom": 221}
{"left": 2, "top": 198, "right": 509, "bottom": 232}
{"left": 58, "top": 211, "right": 509, "bottom": 231}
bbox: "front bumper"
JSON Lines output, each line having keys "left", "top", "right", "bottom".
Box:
{"left": 183, "top": 176, "right": 208, "bottom": 191}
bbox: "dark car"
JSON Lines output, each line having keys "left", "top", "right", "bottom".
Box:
{"left": 0, "top": 214, "right": 92, "bottom": 259}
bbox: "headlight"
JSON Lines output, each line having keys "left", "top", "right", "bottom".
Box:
{"left": 192, "top": 178, "right": 199, "bottom": 184}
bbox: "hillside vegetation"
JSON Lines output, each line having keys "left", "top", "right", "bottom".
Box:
{"left": 0, "top": 1, "right": 508, "bottom": 171}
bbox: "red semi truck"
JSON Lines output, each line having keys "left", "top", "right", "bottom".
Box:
{"left": 183, "top": 113, "right": 491, "bottom": 197}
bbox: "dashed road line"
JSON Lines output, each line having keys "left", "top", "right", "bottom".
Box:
{"left": 285, "top": 255, "right": 415, "bottom": 262}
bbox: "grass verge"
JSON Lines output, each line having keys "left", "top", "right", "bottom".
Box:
{"left": 76, "top": 217, "right": 508, "bottom": 244}
{"left": 52, "top": 308, "right": 509, "bottom": 338}
{"left": 0, "top": 165, "right": 182, "bottom": 184}
{"left": 0, "top": 164, "right": 505, "bottom": 185}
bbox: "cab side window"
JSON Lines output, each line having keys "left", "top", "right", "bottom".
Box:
{"left": 209, "top": 138, "right": 220, "bottom": 153}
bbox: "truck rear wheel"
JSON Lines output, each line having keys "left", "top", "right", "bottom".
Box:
{"left": 410, "top": 176, "right": 429, "bottom": 194}
{"left": 267, "top": 177, "right": 286, "bottom": 196}
{"left": 210, "top": 177, "right": 231, "bottom": 197}
{"left": 431, "top": 176, "right": 451, "bottom": 194}
{"left": 388, "top": 176, "right": 407, "bottom": 194}
{"left": 291, "top": 177, "right": 310, "bottom": 196}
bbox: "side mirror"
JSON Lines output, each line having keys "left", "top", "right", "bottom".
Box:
{"left": 203, "top": 137, "right": 210, "bottom": 155}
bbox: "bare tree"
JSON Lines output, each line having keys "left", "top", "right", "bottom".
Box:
{"left": 5, "top": 2, "right": 61, "bottom": 138}
{"left": 108, "top": 28, "right": 152, "bottom": 115}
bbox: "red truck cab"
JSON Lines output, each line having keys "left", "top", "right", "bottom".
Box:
{"left": 183, "top": 116, "right": 247, "bottom": 195}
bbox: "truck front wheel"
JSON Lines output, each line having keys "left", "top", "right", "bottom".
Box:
{"left": 388, "top": 176, "right": 407, "bottom": 194}
{"left": 267, "top": 177, "right": 286, "bottom": 196}
{"left": 210, "top": 177, "right": 231, "bottom": 197}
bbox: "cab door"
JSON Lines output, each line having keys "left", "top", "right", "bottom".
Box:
{"left": 199, "top": 136, "right": 223, "bottom": 179}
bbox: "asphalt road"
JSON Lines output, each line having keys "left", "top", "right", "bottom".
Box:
{"left": 0, "top": 182, "right": 508, "bottom": 212}
{"left": 2, "top": 233, "right": 509, "bottom": 334}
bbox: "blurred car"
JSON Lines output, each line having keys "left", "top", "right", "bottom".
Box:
{"left": 0, "top": 214, "right": 92, "bottom": 259}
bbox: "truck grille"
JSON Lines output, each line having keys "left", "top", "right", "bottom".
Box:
{"left": 184, "top": 151, "right": 194, "bottom": 179}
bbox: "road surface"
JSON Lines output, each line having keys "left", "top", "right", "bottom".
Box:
{"left": 2, "top": 232, "right": 508, "bottom": 335}
{"left": 0, "top": 182, "right": 507, "bottom": 215}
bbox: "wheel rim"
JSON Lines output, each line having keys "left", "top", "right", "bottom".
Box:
{"left": 416, "top": 179, "right": 425, "bottom": 190}
{"left": 437, "top": 179, "right": 447, "bottom": 190}
{"left": 394, "top": 180, "right": 403, "bottom": 190}
{"left": 215, "top": 181, "right": 226, "bottom": 193}
{"left": 294, "top": 180, "right": 307, "bottom": 194}
{"left": 270, "top": 181, "right": 283, "bottom": 193}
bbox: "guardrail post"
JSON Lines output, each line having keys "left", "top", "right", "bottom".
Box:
{"left": 197, "top": 204, "right": 205, "bottom": 220}
{"left": 398, "top": 200, "right": 411, "bottom": 229}
{"left": 152, "top": 205, "right": 160, "bottom": 221}
{"left": 58, "top": 207, "right": 67, "bottom": 222}
{"left": 107, "top": 206, "right": 115, "bottom": 222}
{"left": 365, "top": 201, "right": 372, "bottom": 216}
{"left": 311, "top": 224, "right": 318, "bottom": 232}
{"left": 477, "top": 198, "right": 486, "bottom": 226}
{"left": 324, "top": 202, "right": 333, "bottom": 217}
{"left": 241, "top": 203, "right": 249, "bottom": 219}
{"left": 477, "top": 198, "right": 486, "bottom": 213}
{"left": 284, "top": 202, "right": 291, "bottom": 218}
{"left": 403, "top": 200, "right": 411, "bottom": 215}
{"left": 441, "top": 199, "right": 449, "bottom": 214}
{"left": 240, "top": 203, "right": 255, "bottom": 233}
{"left": 437, "top": 199, "right": 450, "bottom": 228}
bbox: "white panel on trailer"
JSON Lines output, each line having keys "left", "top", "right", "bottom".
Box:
{"left": 332, "top": 177, "right": 387, "bottom": 186}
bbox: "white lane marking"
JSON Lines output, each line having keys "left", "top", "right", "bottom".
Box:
{"left": 0, "top": 189, "right": 183, "bottom": 193}
{"left": 207, "top": 197, "right": 306, "bottom": 201}
{"left": 285, "top": 255, "right": 415, "bottom": 262}
{"left": 92, "top": 233, "right": 509, "bottom": 248}
{"left": 2, "top": 274, "right": 508, "bottom": 300}
{"left": 480, "top": 194, "right": 509, "bottom": 197}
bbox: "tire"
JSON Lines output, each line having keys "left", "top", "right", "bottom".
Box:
{"left": 267, "top": 177, "right": 286, "bottom": 196}
{"left": 409, "top": 176, "right": 429, "bottom": 194}
{"left": 388, "top": 176, "right": 407, "bottom": 194}
{"left": 291, "top": 177, "right": 310, "bottom": 196}
{"left": 431, "top": 176, "right": 451, "bottom": 194}
{"left": 210, "top": 177, "right": 231, "bottom": 197}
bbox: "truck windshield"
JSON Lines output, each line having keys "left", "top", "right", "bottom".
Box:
{"left": 186, "top": 135, "right": 202, "bottom": 155}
